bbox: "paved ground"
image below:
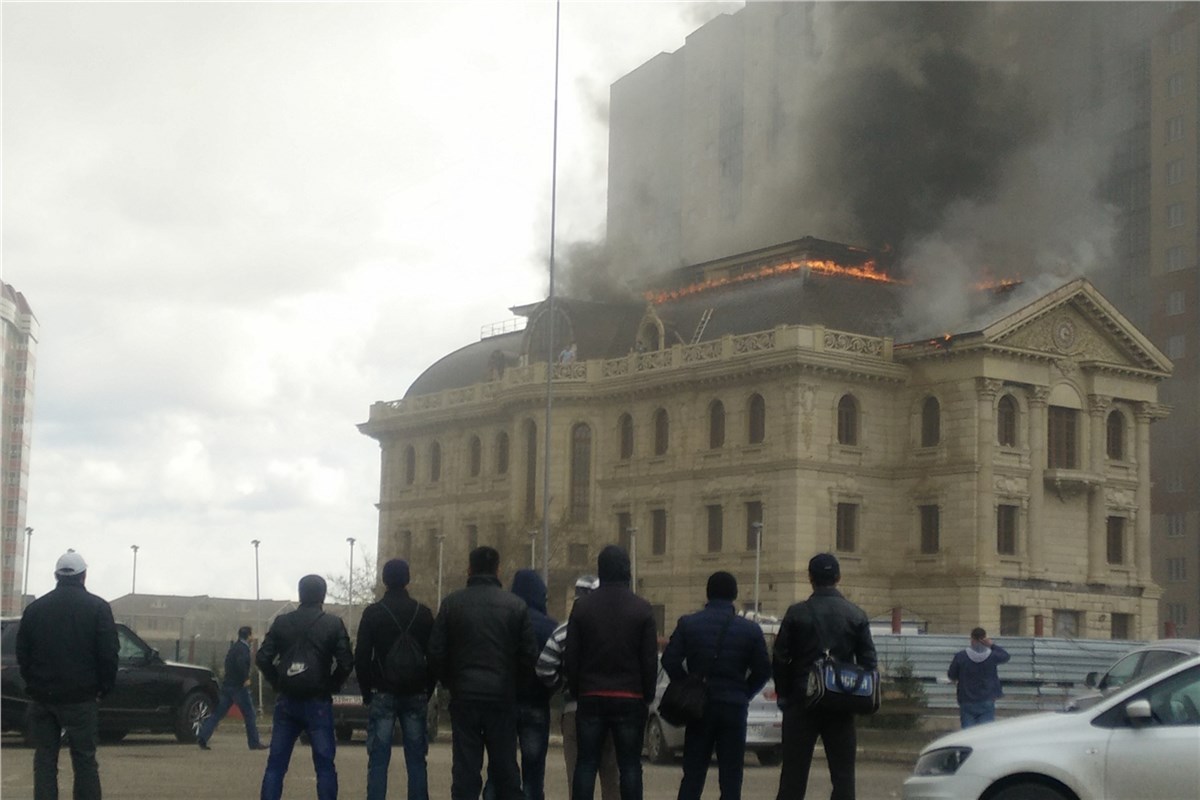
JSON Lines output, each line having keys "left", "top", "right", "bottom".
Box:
{"left": 1, "top": 732, "right": 921, "bottom": 799}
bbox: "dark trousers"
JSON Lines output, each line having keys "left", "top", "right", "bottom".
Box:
{"left": 449, "top": 699, "right": 521, "bottom": 800}
{"left": 775, "top": 706, "right": 857, "bottom": 800}
{"left": 29, "top": 699, "right": 101, "bottom": 800}
{"left": 677, "top": 702, "right": 748, "bottom": 800}
{"left": 260, "top": 695, "right": 338, "bottom": 800}
{"left": 484, "top": 702, "right": 551, "bottom": 800}
{"left": 573, "top": 696, "right": 647, "bottom": 800}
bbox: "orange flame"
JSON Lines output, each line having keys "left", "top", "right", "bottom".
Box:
{"left": 645, "top": 257, "right": 902, "bottom": 304}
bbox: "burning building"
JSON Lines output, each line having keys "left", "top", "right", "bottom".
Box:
{"left": 359, "top": 239, "right": 1172, "bottom": 638}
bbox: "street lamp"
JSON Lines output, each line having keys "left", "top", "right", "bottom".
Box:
{"left": 346, "top": 537, "right": 357, "bottom": 635}
{"left": 627, "top": 526, "right": 638, "bottom": 591}
{"left": 251, "top": 539, "right": 262, "bottom": 712}
{"left": 435, "top": 531, "right": 446, "bottom": 610}
{"left": 21, "top": 527, "right": 32, "bottom": 609}
{"left": 130, "top": 545, "right": 139, "bottom": 594}
{"left": 752, "top": 522, "right": 764, "bottom": 617}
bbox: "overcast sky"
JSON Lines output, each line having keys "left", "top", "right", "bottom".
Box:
{"left": 3, "top": 1, "right": 738, "bottom": 605}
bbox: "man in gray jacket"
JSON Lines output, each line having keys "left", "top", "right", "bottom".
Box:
{"left": 429, "top": 546, "right": 537, "bottom": 800}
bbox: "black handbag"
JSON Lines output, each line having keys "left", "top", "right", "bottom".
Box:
{"left": 657, "top": 614, "right": 734, "bottom": 727}
{"left": 801, "top": 604, "right": 880, "bottom": 715}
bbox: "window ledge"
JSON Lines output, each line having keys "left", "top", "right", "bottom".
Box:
{"left": 1044, "top": 468, "right": 1105, "bottom": 499}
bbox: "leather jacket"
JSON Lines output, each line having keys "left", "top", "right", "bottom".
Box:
{"left": 256, "top": 604, "right": 353, "bottom": 699}
{"left": 772, "top": 586, "right": 877, "bottom": 703}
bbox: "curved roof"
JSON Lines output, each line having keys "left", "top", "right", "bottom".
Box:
{"left": 404, "top": 329, "right": 525, "bottom": 399}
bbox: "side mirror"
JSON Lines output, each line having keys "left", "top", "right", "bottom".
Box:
{"left": 1124, "top": 698, "right": 1152, "bottom": 723}
{"left": 1084, "top": 671, "right": 1099, "bottom": 688}
{"left": 148, "top": 648, "right": 162, "bottom": 664}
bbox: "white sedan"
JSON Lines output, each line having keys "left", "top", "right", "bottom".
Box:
{"left": 903, "top": 655, "right": 1200, "bottom": 800}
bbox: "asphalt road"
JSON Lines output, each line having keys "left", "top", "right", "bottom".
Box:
{"left": 1, "top": 733, "right": 913, "bottom": 799}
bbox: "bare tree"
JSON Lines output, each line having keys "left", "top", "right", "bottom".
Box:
{"left": 325, "top": 552, "right": 377, "bottom": 607}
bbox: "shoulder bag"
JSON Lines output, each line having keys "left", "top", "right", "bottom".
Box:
{"left": 658, "top": 613, "right": 734, "bottom": 726}
{"left": 802, "top": 603, "right": 880, "bottom": 715}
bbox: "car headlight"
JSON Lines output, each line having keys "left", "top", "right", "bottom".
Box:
{"left": 913, "top": 747, "right": 972, "bottom": 776}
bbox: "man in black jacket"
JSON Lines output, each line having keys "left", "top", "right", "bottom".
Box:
{"left": 256, "top": 574, "right": 353, "bottom": 800}
{"left": 429, "top": 546, "right": 536, "bottom": 800}
{"left": 355, "top": 558, "right": 435, "bottom": 800}
{"left": 197, "top": 625, "right": 266, "bottom": 750}
{"left": 16, "top": 550, "right": 118, "bottom": 800}
{"left": 772, "top": 554, "right": 876, "bottom": 800}
{"left": 662, "top": 571, "right": 770, "bottom": 800}
{"left": 565, "top": 545, "right": 657, "bottom": 800}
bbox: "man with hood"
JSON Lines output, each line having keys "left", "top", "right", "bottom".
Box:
{"left": 256, "top": 573, "right": 353, "bottom": 800}
{"left": 355, "top": 558, "right": 436, "bottom": 800}
{"left": 948, "top": 627, "right": 1010, "bottom": 728}
{"left": 16, "top": 550, "right": 118, "bottom": 800}
{"left": 484, "top": 568, "right": 558, "bottom": 800}
{"left": 429, "top": 546, "right": 537, "bottom": 800}
{"left": 565, "top": 545, "right": 657, "bottom": 800}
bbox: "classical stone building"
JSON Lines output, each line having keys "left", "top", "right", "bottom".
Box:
{"left": 359, "top": 242, "right": 1172, "bottom": 638}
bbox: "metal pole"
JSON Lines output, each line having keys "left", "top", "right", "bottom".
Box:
{"left": 627, "top": 527, "right": 638, "bottom": 591}
{"left": 540, "top": 0, "right": 563, "bottom": 589}
{"left": 346, "top": 537, "right": 356, "bottom": 636}
{"left": 752, "top": 522, "right": 763, "bottom": 616}
{"left": 130, "top": 545, "right": 139, "bottom": 594}
{"left": 251, "top": 539, "right": 262, "bottom": 713}
{"left": 21, "top": 527, "right": 32, "bottom": 609}
{"left": 529, "top": 529, "right": 538, "bottom": 570}
{"left": 436, "top": 532, "right": 446, "bottom": 611}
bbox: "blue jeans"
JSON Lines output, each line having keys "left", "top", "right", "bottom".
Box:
{"left": 366, "top": 692, "right": 429, "bottom": 800}
{"left": 199, "top": 684, "right": 261, "bottom": 747}
{"left": 483, "top": 703, "right": 551, "bottom": 800}
{"left": 572, "top": 697, "right": 646, "bottom": 800}
{"left": 678, "top": 702, "right": 748, "bottom": 800}
{"left": 260, "top": 695, "right": 337, "bottom": 800}
{"left": 959, "top": 700, "right": 996, "bottom": 728}
{"left": 29, "top": 699, "right": 101, "bottom": 800}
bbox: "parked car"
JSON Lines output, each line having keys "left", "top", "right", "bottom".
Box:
{"left": 643, "top": 656, "right": 782, "bottom": 766}
{"left": 329, "top": 671, "right": 440, "bottom": 744}
{"left": 1067, "top": 638, "right": 1200, "bottom": 710}
{"left": 903, "top": 654, "right": 1200, "bottom": 800}
{"left": 1, "top": 616, "right": 218, "bottom": 744}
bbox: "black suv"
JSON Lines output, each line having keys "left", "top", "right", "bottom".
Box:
{"left": 1, "top": 617, "right": 219, "bottom": 744}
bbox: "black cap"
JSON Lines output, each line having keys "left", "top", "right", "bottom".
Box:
{"left": 808, "top": 553, "right": 840, "bottom": 584}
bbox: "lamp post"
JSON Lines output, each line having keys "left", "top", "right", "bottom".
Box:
{"left": 752, "top": 522, "right": 763, "bottom": 617}
{"left": 627, "top": 526, "right": 638, "bottom": 591}
{"left": 435, "top": 531, "right": 446, "bottom": 610}
{"left": 251, "top": 539, "right": 262, "bottom": 712}
{"left": 346, "top": 537, "right": 357, "bottom": 636}
{"left": 130, "top": 545, "right": 139, "bottom": 594}
{"left": 21, "top": 527, "right": 32, "bottom": 609}
{"left": 529, "top": 529, "right": 538, "bottom": 570}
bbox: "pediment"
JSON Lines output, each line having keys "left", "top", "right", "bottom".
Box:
{"left": 983, "top": 279, "right": 1171, "bottom": 375}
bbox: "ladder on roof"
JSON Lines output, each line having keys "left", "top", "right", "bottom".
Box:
{"left": 691, "top": 308, "right": 714, "bottom": 344}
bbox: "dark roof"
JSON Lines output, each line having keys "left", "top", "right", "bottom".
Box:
{"left": 405, "top": 329, "right": 525, "bottom": 399}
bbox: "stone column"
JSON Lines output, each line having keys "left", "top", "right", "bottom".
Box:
{"left": 1134, "top": 403, "right": 1156, "bottom": 584}
{"left": 1087, "top": 395, "right": 1111, "bottom": 583}
{"left": 1028, "top": 387, "right": 1049, "bottom": 573}
{"left": 976, "top": 379, "right": 1002, "bottom": 573}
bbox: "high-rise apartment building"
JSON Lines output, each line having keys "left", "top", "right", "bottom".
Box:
{"left": 605, "top": 2, "right": 1199, "bottom": 636}
{"left": 1, "top": 280, "right": 38, "bottom": 615}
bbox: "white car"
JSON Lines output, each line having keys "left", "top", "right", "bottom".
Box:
{"left": 903, "top": 655, "right": 1200, "bottom": 800}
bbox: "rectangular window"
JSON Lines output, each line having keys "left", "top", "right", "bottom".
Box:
{"left": 999, "top": 605, "right": 1024, "bottom": 636}
{"left": 651, "top": 509, "right": 667, "bottom": 556}
{"left": 466, "top": 524, "right": 479, "bottom": 552}
{"left": 1047, "top": 406, "right": 1078, "bottom": 468}
{"left": 1166, "top": 245, "right": 1187, "bottom": 272}
{"left": 919, "top": 504, "right": 940, "bottom": 554}
{"left": 1106, "top": 517, "right": 1125, "bottom": 565}
{"left": 997, "top": 504, "right": 1018, "bottom": 556}
{"left": 836, "top": 503, "right": 858, "bottom": 552}
{"left": 1053, "top": 609, "right": 1081, "bottom": 638}
{"left": 1167, "top": 158, "right": 1185, "bottom": 185}
{"left": 400, "top": 529, "right": 412, "bottom": 558}
{"left": 1167, "top": 291, "right": 1185, "bottom": 315}
{"left": 1167, "top": 114, "right": 1184, "bottom": 143}
{"left": 1167, "top": 513, "right": 1185, "bottom": 538}
{"left": 1167, "top": 202, "right": 1185, "bottom": 228}
{"left": 706, "top": 504, "right": 723, "bottom": 553}
{"left": 745, "top": 501, "right": 763, "bottom": 551}
{"left": 1167, "top": 603, "right": 1188, "bottom": 627}
{"left": 1110, "top": 613, "right": 1133, "bottom": 640}
{"left": 1166, "top": 335, "right": 1186, "bottom": 360}
{"left": 1167, "top": 557, "right": 1187, "bottom": 581}
{"left": 617, "top": 511, "right": 632, "bottom": 553}
{"left": 1167, "top": 72, "right": 1184, "bottom": 98}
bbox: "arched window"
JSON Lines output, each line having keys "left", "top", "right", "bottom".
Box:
{"left": 404, "top": 445, "right": 416, "bottom": 485}
{"left": 997, "top": 395, "right": 1018, "bottom": 447}
{"left": 430, "top": 441, "right": 442, "bottom": 482}
{"left": 1107, "top": 410, "right": 1125, "bottom": 460}
{"left": 570, "top": 423, "right": 592, "bottom": 522}
{"left": 618, "top": 413, "right": 634, "bottom": 460}
{"left": 653, "top": 408, "right": 669, "bottom": 455}
{"left": 468, "top": 435, "right": 482, "bottom": 478}
{"left": 495, "top": 432, "right": 509, "bottom": 475}
{"left": 709, "top": 400, "right": 726, "bottom": 449}
{"left": 837, "top": 395, "right": 858, "bottom": 446}
{"left": 748, "top": 393, "right": 766, "bottom": 444}
{"left": 921, "top": 397, "right": 941, "bottom": 447}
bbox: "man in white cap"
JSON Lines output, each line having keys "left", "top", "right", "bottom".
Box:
{"left": 16, "top": 550, "right": 119, "bottom": 800}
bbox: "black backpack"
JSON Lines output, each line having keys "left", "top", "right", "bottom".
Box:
{"left": 379, "top": 601, "right": 427, "bottom": 693}
{"left": 276, "top": 612, "right": 328, "bottom": 696}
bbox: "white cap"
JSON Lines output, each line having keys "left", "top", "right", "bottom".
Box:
{"left": 54, "top": 550, "right": 87, "bottom": 577}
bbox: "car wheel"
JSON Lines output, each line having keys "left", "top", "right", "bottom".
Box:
{"left": 335, "top": 724, "right": 354, "bottom": 743}
{"left": 756, "top": 746, "right": 782, "bottom": 766}
{"left": 175, "top": 690, "right": 213, "bottom": 743}
{"left": 98, "top": 729, "right": 128, "bottom": 744}
{"left": 645, "top": 717, "right": 672, "bottom": 765}
{"left": 989, "top": 782, "right": 1069, "bottom": 800}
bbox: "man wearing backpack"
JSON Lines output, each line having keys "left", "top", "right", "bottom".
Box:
{"left": 256, "top": 574, "right": 353, "bottom": 800}
{"left": 355, "top": 559, "right": 436, "bottom": 800}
